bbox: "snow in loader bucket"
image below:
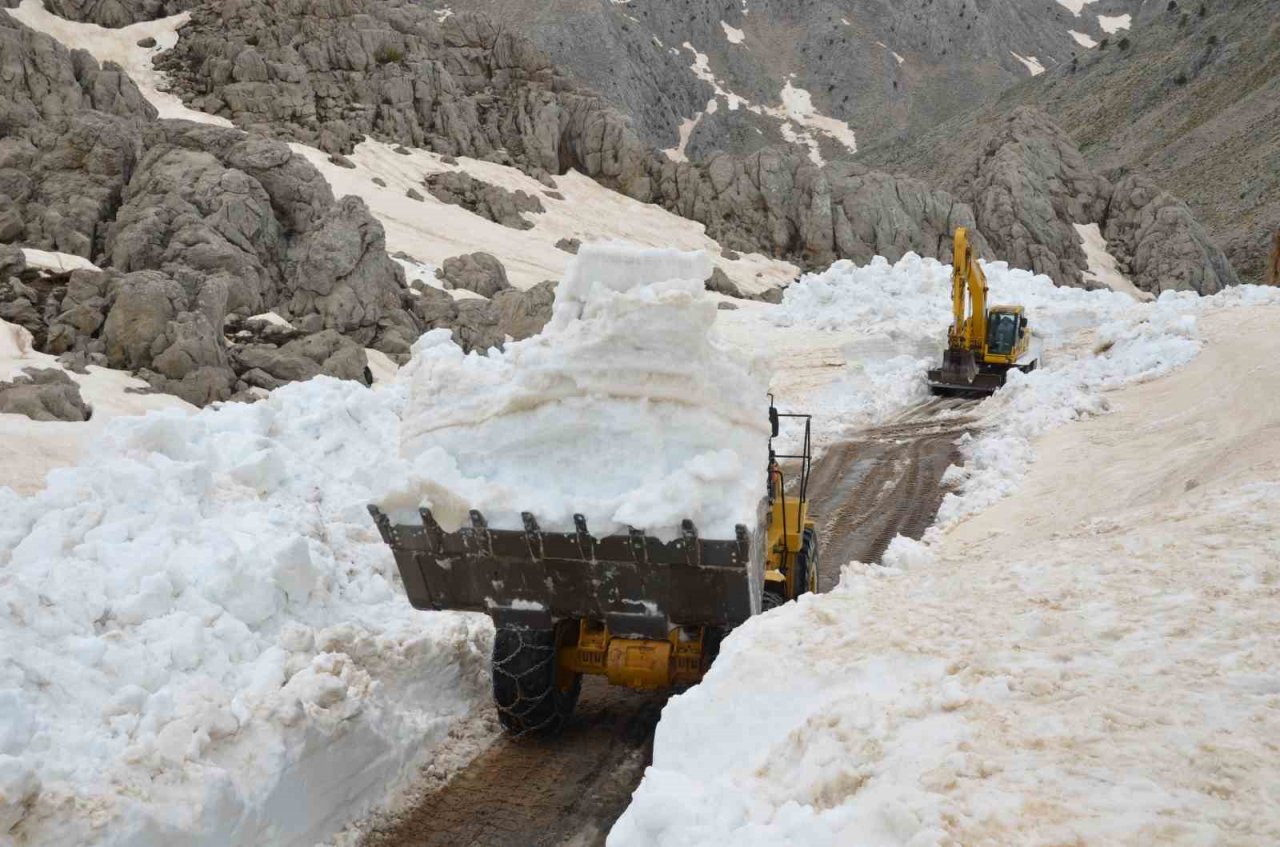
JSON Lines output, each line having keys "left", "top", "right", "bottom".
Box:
{"left": 368, "top": 504, "right": 769, "bottom": 639}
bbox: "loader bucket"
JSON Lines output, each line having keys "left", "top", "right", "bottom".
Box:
{"left": 368, "top": 505, "right": 768, "bottom": 638}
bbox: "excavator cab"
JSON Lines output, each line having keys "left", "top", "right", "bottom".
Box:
{"left": 369, "top": 401, "right": 820, "bottom": 735}
{"left": 928, "top": 229, "right": 1041, "bottom": 396}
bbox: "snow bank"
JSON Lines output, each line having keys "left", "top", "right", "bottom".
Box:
{"left": 937, "top": 284, "right": 1280, "bottom": 527}
{"left": 381, "top": 244, "right": 770, "bottom": 540}
{"left": 612, "top": 286, "right": 1280, "bottom": 847}
{"left": 0, "top": 378, "right": 490, "bottom": 845}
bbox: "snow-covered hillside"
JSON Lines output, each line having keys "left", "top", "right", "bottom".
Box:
{"left": 612, "top": 286, "right": 1280, "bottom": 845}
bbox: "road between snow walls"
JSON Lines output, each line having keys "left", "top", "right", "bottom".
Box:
{"left": 3, "top": 5, "right": 1279, "bottom": 847}
{"left": 8, "top": 235, "right": 1277, "bottom": 847}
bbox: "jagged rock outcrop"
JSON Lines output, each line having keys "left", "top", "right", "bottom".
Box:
{"left": 953, "top": 109, "right": 1236, "bottom": 294}
{"left": 491, "top": 280, "right": 555, "bottom": 341}
{"left": 424, "top": 172, "right": 545, "bottom": 230}
{"left": 408, "top": 280, "right": 555, "bottom": 353}
{"left": 154, "top": 1, "right": 980, "bottom": 269}
{"left": 955, "top": 108, "right": 1108, "bottom": 286}
{"left": 232, "top": 329, "right": 369, "bottom": 390}
{"left": 0, "top": 367, "right": 91, "bottom": 421}
{"left": 0, "top": 14, "right": 427, "bottom": 404}
{"left": 1104, "top": 174, "right": 1238, "bottom": 294}
{"left": 41, "top": 0, "right": 195, "bottom": 28}
{"left": 436, "top": 253, "right": 511, "bottom": 298}
{"left": 0, "top": 15, "right": 154, "bottom": 258}
{"left": 99, "top": 268, "right": 235, "bottom": 404}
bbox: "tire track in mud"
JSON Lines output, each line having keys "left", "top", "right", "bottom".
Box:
{"left": 809, "top": 401, "right": 974, "bottom": 589}
{"left": 364, "top": 400, "right": 973, "bottom": 847}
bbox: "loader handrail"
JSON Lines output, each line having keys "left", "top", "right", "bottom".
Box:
{"left": 768, "top": 409, "right": 812, "bottom": 558}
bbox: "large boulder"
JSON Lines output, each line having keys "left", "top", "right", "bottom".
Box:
{"left": 233, "top": 329, "right": 369, "bottom": 387}
{"left": 0, "top": 367, "right": 91, "bottom": 421}
{"left": 1104, "top": 174, "right": 1239, "bottom": 295}
{"left": 436, "top": 253, "right": 511, "bottom": 298}
{"left": 423, "top": 171, "right": 545, "bottom": 230}
{"left": 491, "top": 280, "right": 555, "bottom": 341}
{"left": 285, "top": 195, "right": 413, "bottom": 348}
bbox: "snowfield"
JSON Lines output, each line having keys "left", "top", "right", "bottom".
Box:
{"left": 611, "top": 283, "right": 1280, "bottom": 845}
{"left": 0, "top": 377, "right": 491, "bottom": 845}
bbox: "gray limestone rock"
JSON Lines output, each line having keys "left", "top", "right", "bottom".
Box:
{"left": 491, "top": 280, "right": 555, "bottom": 341}
{"left": 232, "top": 329, "right": 369, "bottom": 385}
{"left": 436, "top": 253, "right": 511, "bottom": 298}
{"left": 43, "top": 0, "right": 196, "bottom": 27}
{"left": 1104, "top": 174, "right": 1239, "bottom": 294}
{"left": 0, "top": 245, "right": 25, "bottom": 278}
{"left": 555, "top": 238, "right": 580, "bottom": 255}
{"left": 0, "top": 367, "right": 91, "bottom": 421}
{"left": 954, "top": 108, "right": 1109, "bottom": 286}
{"left": 424, "top": 172, "right": 545, "bottom": 230}
{"left": 706, "top": 267, "right": 783, "bottom": 303}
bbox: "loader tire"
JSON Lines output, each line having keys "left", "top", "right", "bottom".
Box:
{"left": 795, "top": 528, "right": 818, "bottom": 597}
{"left": 491, "top": 622, "right": 581, "bottom": 736}
{"left": 762, "top": 588, "right": 787, "bottom": 611}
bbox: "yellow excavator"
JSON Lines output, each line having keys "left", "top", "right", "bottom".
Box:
{"left": 369, "top": 403, "right": 819, "bottom": 734}
{"left": 928, "top": 228, "right": 1040, "bottom": 396}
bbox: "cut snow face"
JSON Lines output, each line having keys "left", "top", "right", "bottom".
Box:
{"left": 381, "top": 244, "right": 771, "bottom": 540}
{"left": 612, "top": 283, "right": 1280, "bottom": 846}
{"left": 0, "top": 376, "right": 491, "bottom": 845}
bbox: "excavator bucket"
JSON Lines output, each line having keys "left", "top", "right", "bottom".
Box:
{"left": 927, "top": 349, "right": 1006, "bottom": 396}
{"left": 368, "top": 505, "right": 768, "bottom": 639}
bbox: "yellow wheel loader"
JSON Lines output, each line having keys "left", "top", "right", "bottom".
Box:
{"left": 369, "top": 403, "right": 819, "bottom": 735}
{"left": 928, "top": 228, "right": 1041, "bottom": 396}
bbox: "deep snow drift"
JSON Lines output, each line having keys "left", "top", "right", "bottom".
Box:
{"left": 382, "top": 244, "right": 771, "bottom": 540}
{"left": 0, "top": 378, "right": 490, "bottom": 845}
{"left": 612, "top": 283, "right": 1280, "bottom": 845}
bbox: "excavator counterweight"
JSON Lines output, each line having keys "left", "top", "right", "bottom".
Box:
{"left": 928, "top": 228, "right": 1041, "bottom": 396}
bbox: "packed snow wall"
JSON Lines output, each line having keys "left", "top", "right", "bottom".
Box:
{"left": 381, "top": 244, "right": 772, "bottom": 541}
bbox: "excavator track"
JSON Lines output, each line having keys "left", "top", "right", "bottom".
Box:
{"left": 362, "top": 400, "right": 973, "bottom": 847}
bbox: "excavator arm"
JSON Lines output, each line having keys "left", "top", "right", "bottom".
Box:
{"left": 948, "top": 227, "right": 988, "bottom": 353}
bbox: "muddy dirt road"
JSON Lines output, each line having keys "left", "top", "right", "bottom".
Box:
{"left": 807, "top": 401, "right": 973, "bottom": 589}
{"left": 363, "top": 400, "right": 972, "bottom": 847}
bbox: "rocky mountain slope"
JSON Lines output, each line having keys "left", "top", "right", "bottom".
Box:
{"left": 422, "top": 0, "right": 1144, "bottom": 163}
{"left": 0, "top": 0, "right": 1259, "bottom": 411}
{"left": 860, "top": 0, "right": 1280, "bottom": 283}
